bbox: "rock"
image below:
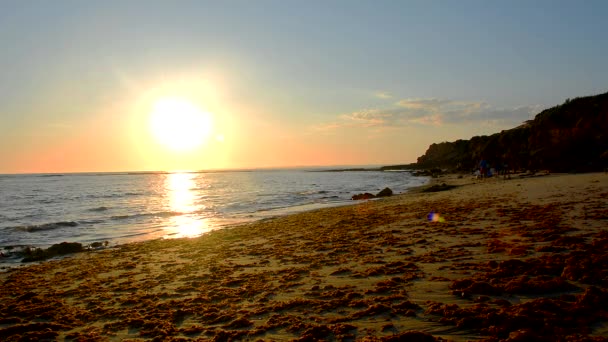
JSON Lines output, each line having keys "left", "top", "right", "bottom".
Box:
{"left": 21, "top": 242, "right": 84, "bottom": 262}
{"left": 351, "top": 193, "right": 375, "bottom": 200}
{"left": 422, "top": 183, "right": 457, "bottom": 193}
{"left": 89, "top": 241, "right": 109, "bottom": 249}
{"left": 352, "top": 187, "right": 393, "bottom": 200}
{"left": 412, "top": 170, "right": 429, "bottom": 177}
{"left": 47, "top": 242, "right": 83, "bottom": 255}
{"left": 376, "top": 187, "right": 393, "bottom": 197}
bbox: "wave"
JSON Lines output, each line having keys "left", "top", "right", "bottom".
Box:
{"left": 12, "top": 221, "right": 79, "bottom": 232}
{"left": 88, "top": 206, "right": 110, "bottom": 212}
{"left": 84, "top": 192, "right": 145, "bottom": 199}
{"left": 298, "top": 190, "right": 330, "bottom": 195}
{"left": 7, "top": 211, "right": 186, "bottom": 234}
{"left": 78, "top": 219, "right": 105, "bottom": 225}
{"left": 110, "top": 211, "right": 184, "bottom": 221}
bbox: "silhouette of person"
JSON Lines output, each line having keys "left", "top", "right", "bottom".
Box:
{"left": 479, "top": 158, "right": 488, "bottom": 179}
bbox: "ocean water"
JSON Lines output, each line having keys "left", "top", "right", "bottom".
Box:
{"left": 0, "top": 169, "right": 428, "bottom": 261}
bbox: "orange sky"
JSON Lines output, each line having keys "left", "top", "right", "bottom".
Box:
{"left": 1, "top": 72, "right": 460, "bottom": 173}
{"left": 2, "top": 2, "right": 606, "bottom": 174}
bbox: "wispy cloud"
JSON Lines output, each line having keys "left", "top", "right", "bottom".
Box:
{"left": 315, "top": 98, "right": 542, "bottom": 132}
{"left": 375, "top": 91, "right": 392, "bottom": 99}
{"left": 396, "top": 98, "right": 451, "bottom": 109}
{"left": 340, "top": 109, "right": 391, "bottom": 126}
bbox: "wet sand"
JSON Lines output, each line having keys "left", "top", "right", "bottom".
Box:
{"left": 1, "top": 173, "right": 607, "bottom": 341}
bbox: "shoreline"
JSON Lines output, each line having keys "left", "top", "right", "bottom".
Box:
{"left": 0, "top": 169, "right": 429, "bottom": 263}
{"left": 0, "top": 173, "right": 431, "bottom": 268}
{"left": 1, "top": 172, "right": 606, "bottom": 341}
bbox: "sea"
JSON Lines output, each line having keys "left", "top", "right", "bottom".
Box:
{"left": 0, "top": 168, "right": 428, "bottom": 264}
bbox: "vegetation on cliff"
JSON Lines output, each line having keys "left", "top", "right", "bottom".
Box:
{"left": 415, "top": 91, "right": 608, "bottom": 172}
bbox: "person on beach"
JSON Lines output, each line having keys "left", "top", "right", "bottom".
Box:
{"left": 495, "top": 162, "right": 502, "bottom": 178}
{"left": 479, "top": 158, "right": 488, "bottom": 179}
{"left": 502, "top": 162, "right": 511, "bottom": 179}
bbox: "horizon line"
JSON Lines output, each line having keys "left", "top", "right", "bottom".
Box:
{"left": 0, "top": 163, "right": 416, "bottom": 176}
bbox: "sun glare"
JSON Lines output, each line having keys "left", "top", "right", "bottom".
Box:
{"left": 165, "top": 172, "right": 207, "bottom": 238}
{"left": 149, "top": 97, "right": 213, "bottom": 152}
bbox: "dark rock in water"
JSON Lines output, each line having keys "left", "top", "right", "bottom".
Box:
{"left": 352, "top": 193, "right": 375, "bottom": 200}
{"left": 47, "top": 242, "right": 83, "bottom": 255}
{"left": 90, "top": 242, "right": 103, "bottom": 248}
{"left": 89, "top": 241, "right": 109, "bottom": 249}
{"left": 376, "top": 187, "right": 393, "bottom": 197}
{"left": 353, "top": 187, "right": 393, "bottom": 200}
{"left": 21, "top": 242, "right": 84, "bottom": 262}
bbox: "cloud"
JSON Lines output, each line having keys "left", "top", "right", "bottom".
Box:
{"left": 396, "top": 98, "right": 451, "bottom": 110}
{"left": 375, "top": 91, "right": 392, "bottom": 99}
{"left": 340, "top": 109, "right": 391, "bottom": 126}
{"left": 316, "top": 98, "right": 542, "bottom": 131}
{"left": 409, "top": 114, "right": 443, "bottom": 126}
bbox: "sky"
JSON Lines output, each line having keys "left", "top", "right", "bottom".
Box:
{"left": 1, "top": 1, "right": 607, "bottom": 173}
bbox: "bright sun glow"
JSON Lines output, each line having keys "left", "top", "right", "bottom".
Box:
{"left": 149, "top": 97, "right": 213, "bottom": 152}
{"left": 165, "top": 172, "right": 207, "bottom": 238}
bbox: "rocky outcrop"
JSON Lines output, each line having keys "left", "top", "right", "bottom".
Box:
{"left": 352, "top": 188, "right": 393, "bottom": 200}
{"left": 376, "top": 187, "right": 393, "bottom": 197}
{"left": 415, "top": 91, "right": 608, "bottom": 172}
{"left": 351, "top": 193, "right": 375, "bottom": 200}
{"left": 21, "top": 242, "right": 84, "bottom": 262}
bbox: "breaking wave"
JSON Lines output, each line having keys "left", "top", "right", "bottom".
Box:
{"left": 12, "top": 221, "right": 79, "bottom": 232}
{"left": 88, "top": 206, "right": 110, "bottom": 212}
{"left": 110, "top": 211, "right": 184, "bottom": 221}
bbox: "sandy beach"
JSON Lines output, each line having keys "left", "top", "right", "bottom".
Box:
{"left": 1, "top": 172, "right": 607, "bottom": 341}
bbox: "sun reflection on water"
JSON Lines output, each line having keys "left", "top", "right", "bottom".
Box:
{"left": 164, "top": 172, "right": 206, "bottom": 238}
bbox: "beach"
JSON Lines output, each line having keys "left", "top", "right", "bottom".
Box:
{"left": 1, "top": 172, "right": 607, "bottom": 341}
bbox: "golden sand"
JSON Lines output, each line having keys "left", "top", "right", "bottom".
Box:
{"left": 1, "top": 173, "right": 607, "bottom": 341}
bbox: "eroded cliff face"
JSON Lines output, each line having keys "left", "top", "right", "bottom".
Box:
{"left": 416, "top": 140, "right": 472, "bottom": 170}
{"left": 416, "top": 92, "right": 608, "bottom": 172}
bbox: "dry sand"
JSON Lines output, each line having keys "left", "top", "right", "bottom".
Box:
{"left": 1, "top": 172, "right": 607, "bottom": 341}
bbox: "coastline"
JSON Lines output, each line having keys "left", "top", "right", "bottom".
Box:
{"left": 0, "top": 169, "right": 428, "bottom": 258}
{"left": 1, "top": 172, "right": 606, "bottom": 341}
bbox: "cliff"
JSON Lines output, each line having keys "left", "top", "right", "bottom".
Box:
{"left": 415, "top": 91, "right": 608, "bottom": 172}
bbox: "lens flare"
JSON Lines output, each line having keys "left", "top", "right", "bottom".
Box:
{"left": 427, "top": 211, "right": 446, "bottom": 223}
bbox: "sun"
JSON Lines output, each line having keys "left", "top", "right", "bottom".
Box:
{"left": 148, "top": 97, "right": 213, "bottom": 152}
